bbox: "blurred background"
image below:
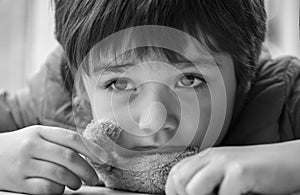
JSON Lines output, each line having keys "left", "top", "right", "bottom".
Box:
{"left": 0, "top": 0, "right": 57, "bottom": 91}
{"left": 0, "top": 0, "right": 299, "bottom": 91}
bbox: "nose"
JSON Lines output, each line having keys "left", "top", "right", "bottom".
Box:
{"left": 135, "top": 82, "right": 179, "bottom": 137}
{"left": 139, "top": 101, "right": 166, "bottom": 132}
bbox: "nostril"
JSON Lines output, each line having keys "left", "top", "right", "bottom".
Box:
{"left": 163, "top": 116, "right": 179, "bottom": 131}
{"left": 164, "top": 126, "right": 174, "bottom": 132}
{"left": 163, "top": 126, "right": 176, "bottom": 134}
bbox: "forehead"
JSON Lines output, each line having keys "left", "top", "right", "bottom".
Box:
{"left": 83, "top": 25, "right": 224, "bottom": 74}
{"left": 87, "top": 37, "right": 220, "bottom": 74}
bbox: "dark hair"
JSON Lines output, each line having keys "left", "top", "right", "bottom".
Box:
{"left": 54, "top": 0, "right": 266, "bottom": 93}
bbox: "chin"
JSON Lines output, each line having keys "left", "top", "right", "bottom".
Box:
{"left": 83, "top": 119, "right": 200, "bottom": 194}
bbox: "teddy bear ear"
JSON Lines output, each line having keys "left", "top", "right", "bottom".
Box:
{"left": 83, "top": 119, "right": 123, "bottom": 141}
{"left": 97, "top": 119, "right": 123, "bottom": 141}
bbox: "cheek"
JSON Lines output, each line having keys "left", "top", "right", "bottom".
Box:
{"left": 82, "top": 77, "right": 119, "bottom": 120}
{"left": 168, "top": 67, "right": 236, "bottom": 148}
{"left": 215, "top": 62, "right": 236, "bottom": 144}
{"left": 167, "top": 92, "right": 211, "bottom": 147}
{"left": 91, "top": 91, "right": 136, "bottom": 124}
{"left": 91, "top": 92, "right": 124, "bottom": 120}
{"left": 92, "top": 96, "right": 112, "bottom": 119}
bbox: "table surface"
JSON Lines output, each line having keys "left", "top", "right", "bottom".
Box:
{"left": 1, "top": 186, "right": 300, "bottom": 195}
{"left": 0, "top": 186, "right": 150, "bottom": 195}
{"left": 64, "top": 186, "right": 149, "bottom": 195}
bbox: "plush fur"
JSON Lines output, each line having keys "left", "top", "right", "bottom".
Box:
{"left": 83, "top": 119, "right": 200, "bottom": 194}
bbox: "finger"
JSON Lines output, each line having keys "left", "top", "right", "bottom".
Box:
{"left": 218, "top": 165, "right": 245, "bottom": 195}
{"left": 186, "top": 162, "right": 224, "bottom": 195}
{"left": 170, "top": 147, "right": 213, "bottom": 173}
{"left": 170, "top": 156, "right": 209, "bottom": 195}
{"left": 170, "top": 155, "right": 194, "bottom": 174}
{"left": 165, "top": 156, "right": 192, "bottom": 195}
{"left": 165, "top": 173, "right": 180, "bottom": 195}
{"left": 31, "top": 140, "right": 98, "bottom": 185}
{"left": 25, "top": 159, "right": 81, "bottom": 190}
{"left": 25, "top": 177, "right": 65, "bottom": 195}
{"left": 37, "top": 126, "right": 107, "bottom": 163}
{"left": 218, "top": 177, "right": 241, "bottom": 195}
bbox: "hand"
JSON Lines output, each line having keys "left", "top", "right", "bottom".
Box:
{"left": 166, "top": 142, "right": 300, "bottom": 195}
{"left": 0, "top": 125, "right": 107, "bottom": 194}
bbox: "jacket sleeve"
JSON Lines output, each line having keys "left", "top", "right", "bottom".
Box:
{"left": 286, "top": 58, "right": 300, "bottom": 139}
{"left": 0, "top": 64, "right": 50, "bottom": 133}
{"left": 0, "top": 46, "right": 65, "bottom": 133}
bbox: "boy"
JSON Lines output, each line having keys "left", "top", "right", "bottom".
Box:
{"left": 0, "top": 0, "right": 300, "bottom": 195}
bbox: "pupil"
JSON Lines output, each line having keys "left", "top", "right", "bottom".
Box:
{"left": 182, "top": 76, "right": 194, "bottom": 86}
{"left": 115, "top": 79, "right": 127, "bottom": 90}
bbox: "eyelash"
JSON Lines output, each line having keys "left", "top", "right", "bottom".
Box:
{"left": 177, "top": 73, "right": 207, "bottom": 89}
{"left": 102, "top": 73, "right": 207, "bottom": 92}
{"left": 103, "top": 78, "right": 133, "bottom": 92}
{"left": 103, "top": 80, "right": 114, "bottom": 90}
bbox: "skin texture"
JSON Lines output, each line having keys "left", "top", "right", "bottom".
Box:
{"left": 0, "top": 126, "right": 106, "bottom": 194}
{"left": 165, "top": 142, "right": 300, "bottom": 195}
{"left": 80, "top": 38, "right": 239, "bottom": 193}
{"left": 82, "top": 40, "right": 237, "bottom": 155}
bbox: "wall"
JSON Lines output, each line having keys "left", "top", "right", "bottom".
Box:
{"left": 0, "top": 0, "right": 57, "bottom": 91}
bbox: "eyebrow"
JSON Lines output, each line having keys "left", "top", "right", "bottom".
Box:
{"left": 100, "top": 63, "right": 136, "bottom": 74}
{"left": 92, "top": 58, "right": 220, "bottom": 75}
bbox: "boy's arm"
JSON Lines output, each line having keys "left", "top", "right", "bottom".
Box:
{"left": 0, "top": 62, "right": 49, "bottom": 132}
{"left": 0, "top": 88, "right": 40, "bottom": 132}
{"left": 0, "top": 45, "right": 66, "bottom": 133}
{"left": 287, "top": 60, "right": 300, "bottom": 138}
{"left": 166, "top": 140, "right": 300, "bottom": 195}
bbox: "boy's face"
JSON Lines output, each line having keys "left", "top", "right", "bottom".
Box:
{"left": 82, "top": 38, "right": 236, "bottom": 156}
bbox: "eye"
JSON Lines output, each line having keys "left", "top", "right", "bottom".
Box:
{"left": 104, "top": 78, "right": 135, "bottom": 91}
{"left": 176, "top": 74, "right": 206, "bottom": 88}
